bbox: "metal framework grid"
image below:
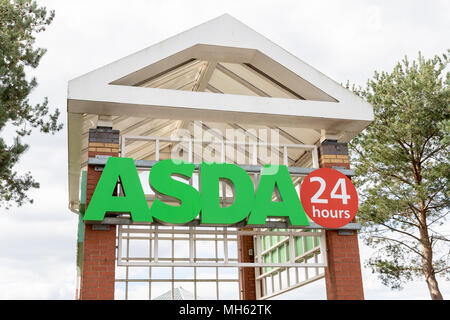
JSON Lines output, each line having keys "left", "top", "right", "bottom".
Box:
{"left": 112, "top": 134, "right": 326, "bottom": 300}
{"left": 115, "top": 225, "right": 240, "bottom": 300}
{"left": 115, "top": 225, "right": 325, "bottom": 300}
{"left": 255, "top": 228, "right": 325, "bottom": 299}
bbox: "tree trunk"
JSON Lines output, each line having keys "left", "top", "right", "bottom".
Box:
{"left": 421, "top": 242, "right": 443, "bottom": 300}
{"left": 419, "top": 214, "right": 444, "bottom": 300}
{"left": 424, "top": 270, "right": 443, "bottom": 300}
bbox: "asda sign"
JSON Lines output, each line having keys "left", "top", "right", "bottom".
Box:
{"left": 84, "top": 157, "right": 358, "bottom": 228}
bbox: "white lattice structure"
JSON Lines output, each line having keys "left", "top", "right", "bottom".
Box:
{"left": 109, "top": 134, "right": 329, "bottom": 300}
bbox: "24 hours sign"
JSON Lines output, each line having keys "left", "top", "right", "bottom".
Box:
{"left": 300, "top": 168, "right": 358, "bottom": 228}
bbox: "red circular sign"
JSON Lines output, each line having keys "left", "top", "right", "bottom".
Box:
{"left": 300, "top": 168, "right": 358, "bottom": 228}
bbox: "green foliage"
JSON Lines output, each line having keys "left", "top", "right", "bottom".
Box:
{"left": 0, "top": 0, "right": 62, "bottom": 208}
{"left": 349, "top": 51, "right": 450, "bottom": 292}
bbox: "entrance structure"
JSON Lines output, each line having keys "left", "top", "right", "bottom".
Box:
{"left": 67, "top": 14, "right": 373, "bottom": 300}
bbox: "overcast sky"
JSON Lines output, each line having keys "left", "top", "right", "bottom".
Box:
{"left": 0, "top": 0, "right": 449, "bottom": 300}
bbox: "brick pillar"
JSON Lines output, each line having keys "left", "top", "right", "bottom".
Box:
{"left": 319, "top": 139, "right": 365, "bottom": 300}
{"left": 80, "top": 127, "right": 120, "bottom": 300}
{"left": 238, "top": 231, "right": 257, "bottom": 300}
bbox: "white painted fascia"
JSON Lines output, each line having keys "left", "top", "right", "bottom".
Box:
{"left": 67, "top": 14, "right": 374, "bottom": 129}
{"left": 69, "top": 84, "right": 372, "bottom": 131}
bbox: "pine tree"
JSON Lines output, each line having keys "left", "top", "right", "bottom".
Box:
{"left": 0, "top": 0, "right": 62, "bottom": 208}
{"left": 349, "top": 52, "right": 449, "bottom": 300}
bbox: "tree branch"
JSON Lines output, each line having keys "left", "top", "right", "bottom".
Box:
{"left": 371, "top": 235, "right": 424, "bottom": 258}
{"left": 435, "top": 265, "right": 450, "bottom": 275}
{"left": 380, "top": 222, "right": 421, "bottom": 242}
{"left": 427, "top": 209, "right": 450, "bottom": 227}
{"left": 420, "top": 144, "right": 448, "bottom": 165}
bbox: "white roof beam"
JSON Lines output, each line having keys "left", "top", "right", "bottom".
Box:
{"left": 215, "top": 63, "right": 270, "bottom": 97}
{"left": 68, "top": 85, "right": 372, "bottom": 132}
{"left": 138, "top": 59, "right": 202, "bottom": 87}
{"left": 194, "top": 61, "right": 217, "bottom": 92}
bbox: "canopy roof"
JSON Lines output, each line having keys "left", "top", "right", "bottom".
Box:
{"left": 67, "top": 14, "right": 373, "bottom": 213}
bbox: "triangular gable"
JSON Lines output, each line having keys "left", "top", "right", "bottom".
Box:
{"left": 68, "top": 14, "right": 373, "bottom": 132}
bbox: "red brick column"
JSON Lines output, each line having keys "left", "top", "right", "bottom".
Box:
{"left": 238, "top": 232, "right": 257, "bottom": 300}
{"left": 80, "top": 127, "right": 120, "bottom": 300}
{"left": 319, "top": 139, "right": 364, "bottom": 300}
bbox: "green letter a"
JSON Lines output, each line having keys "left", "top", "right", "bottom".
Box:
{"left": 247, "top": 165, "right": 309, "bottom": 226}
{"left": 84, "top": 157, "right": 151, "bottom": 222}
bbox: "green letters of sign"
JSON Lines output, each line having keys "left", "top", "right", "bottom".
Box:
{"left": 84, "top": 158, "right": 310, "bottom": 227}
{"left": 149, "top": 159, "right": 201, "bottom": 224}
{"left": 200, "top": 163, "right": 254, "bottom": 224}
{"left": 84, "top": 157, "right": 151, "bottom": 222}
{"left": 247, "top": 165, "right": 309, "bottom": 226}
